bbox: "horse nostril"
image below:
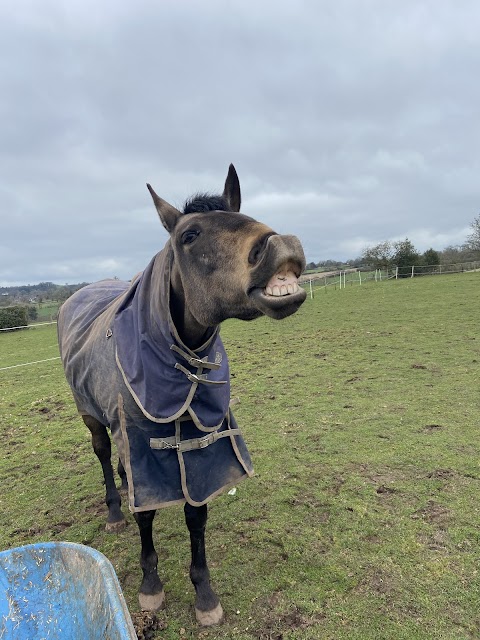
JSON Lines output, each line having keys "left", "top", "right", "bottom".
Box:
{"left": 248, "top": 246, "right": 261, "bottom": 265}
{"left": 248, "top": 232, "right": 277, "bottom": 265}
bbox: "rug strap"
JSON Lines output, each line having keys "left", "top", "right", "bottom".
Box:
{"left": 174, "top": 362, "right": 227, "bottom": 386}
{"left": 170, "top": 344, "right": 221, "bottom": 370}
{"left": 150, "top": 429, "right": 242, "bottom": 453}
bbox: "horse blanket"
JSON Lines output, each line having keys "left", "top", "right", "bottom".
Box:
{"left": 57, "top": 242, "right": 253, "bottom": 512}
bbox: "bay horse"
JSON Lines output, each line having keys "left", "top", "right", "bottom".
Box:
{"left": 57, "top": 165, "right": 306, "bottom": 625}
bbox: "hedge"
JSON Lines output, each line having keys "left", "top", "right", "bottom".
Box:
{"left": 0, "top": 306, "right": 29, "bottom": 330}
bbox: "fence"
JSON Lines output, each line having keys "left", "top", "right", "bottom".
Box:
{"left": 301, "top": 261, "right": 480, "bottom": 297}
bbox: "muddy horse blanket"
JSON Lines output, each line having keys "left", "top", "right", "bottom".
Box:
{"left": 58, "top": 242, "right": 253, "bottom": 512}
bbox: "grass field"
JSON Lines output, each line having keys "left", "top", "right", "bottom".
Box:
{"left": 1, "top": 273, "right": 479, "bottom": 639}
{"left": 35, "top": 301, "right": 60, "bottom": 322}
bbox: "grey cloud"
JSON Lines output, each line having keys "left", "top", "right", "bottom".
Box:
{"left": 1, "top": 0, "right": 480, "bottom": 284}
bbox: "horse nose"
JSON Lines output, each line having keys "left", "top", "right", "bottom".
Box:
{"left": 264, "top": 234, "right": 306, "bottom": 275}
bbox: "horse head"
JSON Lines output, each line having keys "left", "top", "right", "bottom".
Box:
{"left": 147, "top": 164, "right": 307, "bottom": 344}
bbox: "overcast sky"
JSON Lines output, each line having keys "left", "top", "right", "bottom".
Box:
{"left": 1, "top": 0, "right": 479, "bottom": 285}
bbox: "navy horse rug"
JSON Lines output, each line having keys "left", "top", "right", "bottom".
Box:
{"left": 58, "top": 242, "right": 253, "bottom": 512}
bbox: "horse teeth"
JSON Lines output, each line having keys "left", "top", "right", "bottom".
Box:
{"left": 266, "top": 286, "right": 273, "bottom": 296}
{"left": 280, "top": 285, "right": 288, "bottom": 296}
{"left": 272, "top": 286, "right": 281, "bottom": 296}
{"left": 293, "top": 282, "right": 299, "bottom": 292}
{"left": 287, "top": 284, "right": 294, "bottom": 294}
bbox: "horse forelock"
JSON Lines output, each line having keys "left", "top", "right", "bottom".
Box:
{"left": 183, "top": 193, "right": 231, "bottom": 214}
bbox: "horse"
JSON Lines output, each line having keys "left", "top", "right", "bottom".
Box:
{"left": 57, "top": 164, "right": 307, "bottom": 626}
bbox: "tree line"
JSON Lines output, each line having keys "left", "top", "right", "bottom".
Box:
{"left": 0, "top": 281, "right": 89, "bottom": 307}
{"left": 306, "top": 214, "right": 480, "bottom": 272}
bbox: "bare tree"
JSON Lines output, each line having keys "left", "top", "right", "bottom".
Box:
{"left": 466, "top": 214, "right": 480, "bottom": 253}
{"left": 362, "top": 240, "right": 394, "bottom": 270}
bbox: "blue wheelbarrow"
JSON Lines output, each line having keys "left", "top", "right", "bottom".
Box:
{"left": 0, "top": 542, "right": 137, "bottom": 639}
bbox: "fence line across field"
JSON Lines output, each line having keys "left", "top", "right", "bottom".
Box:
{"left": 0, "top": 356, "right": 61, "bottom": 371}
{"left": 1, "top": 262, "right": 479, "bottom": 369}
{"left": 301, "top": 260, "right": 480, "bottom": 298}
{"left": 0, "top": 320, "right": 57, "bottom": 332}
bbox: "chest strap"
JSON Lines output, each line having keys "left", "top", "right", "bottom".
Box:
{"left": 170, "top": 344, "right": 221, "bottom": 370}
{"left": 174, "top": 362, "right": 227, "bottom": 385}
{"left": 150, "top": 428, "right": 241, "bottom": 453}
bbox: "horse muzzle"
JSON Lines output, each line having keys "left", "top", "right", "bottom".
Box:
{"left": 248, "top": 234, "right": 307, "bottom": 319}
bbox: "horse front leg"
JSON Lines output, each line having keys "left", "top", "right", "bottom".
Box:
{"left": 134, "top": 510, "right": 165, "bottom": 611}
{"left": 82, "top": 414, "right": 126, "bottom": 532}
{"left": 184, "top": 503, "right": 223, "bottom": 626}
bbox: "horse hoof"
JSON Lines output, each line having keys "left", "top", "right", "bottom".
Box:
{"left": 139, "top": 590, "right": 165, "bottom": 611}
{"left": 105, "top": 519, "right": 126, "bottom": 533}
{"left": 195, "top": 603, "right": 224, "bottom": 626}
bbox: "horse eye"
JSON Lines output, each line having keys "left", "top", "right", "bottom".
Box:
{"left": 181, "top": 229, "right": 200, "bottom": 245}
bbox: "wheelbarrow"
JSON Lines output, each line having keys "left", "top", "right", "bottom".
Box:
{"left": 0, "top": 542, "right": 137, "bottom": 639}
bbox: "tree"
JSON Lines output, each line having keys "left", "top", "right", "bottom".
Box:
{"left": 422, "top": 248, "right": 440, "bottom": 273}
{"left": 306, "top": 262, "right": 317, "bottom": 271}
{"left": 466, "top": 214, "right": 480, "bottom": 254}
{"left": 27, "top": 305, "right": 38, "bottom": 321}
{"left": 439, "top": 244, "right": 477, "bottom": 265}
{"left": 392, "top": 238, "right": 421, "bottom": 277}
{"left": 361, "top": 241, "right": 394, "bottom": 270}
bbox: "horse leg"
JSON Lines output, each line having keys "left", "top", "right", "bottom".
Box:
{"left": 82, "top": 415, "right": 126, "bottom": 533}
{"left": 117, "top": 458, "right": 128, "bottom": 493}
{"left": 133, "top": 510, "right": 165, "bottom": 611}
{"left": 184, "top": 503, "right": 223, "bottom": 626}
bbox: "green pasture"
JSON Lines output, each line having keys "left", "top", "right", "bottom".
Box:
{"left": 35, "top": 301, "right": 60, "bottom": 322}
{"left": 0, "top": 272, "right": 479, "bottom": 639}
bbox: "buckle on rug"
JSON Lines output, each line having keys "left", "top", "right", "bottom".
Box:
{"left": 174, "top": 363, "right": 227, "bottom": 386}
{"left": 149, "top": 438, "right": 179, "bottom": 450}
{"left": 150, "top": 427, "right": 241, "bottom": 453}
{"left": 198, "top": 434, "right": 213, "bottom": 449}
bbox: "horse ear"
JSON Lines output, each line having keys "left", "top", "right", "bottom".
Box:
{"left": 223, "top": 164, "right": 241, "bottom": 212}
{"left": 147, "top": 184, "right": 181, "bottom": 233}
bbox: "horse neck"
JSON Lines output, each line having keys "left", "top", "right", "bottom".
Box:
{"left": 168, "top": 263, "right": 214, "bottom": 350}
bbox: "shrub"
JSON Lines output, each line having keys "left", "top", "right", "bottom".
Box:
{"left": 0, "top": 306, "right": 29, "bottom": 330}
{"left": 27, "top": 305, "right": 38, "bottom": 321}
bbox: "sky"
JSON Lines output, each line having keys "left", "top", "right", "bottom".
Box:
{"left": 1, "top": 0, "right": 479, "bottom": 285}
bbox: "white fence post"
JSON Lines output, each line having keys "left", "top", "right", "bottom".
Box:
{"left": 411, "top": 265, "right": 414, "bottom": 278}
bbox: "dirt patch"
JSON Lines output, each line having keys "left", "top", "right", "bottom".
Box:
{"left": 418, "top": 529, "right": 450, "bottom": 552}
{"left": 84, "top": 497, "right": 107, "bottom": 517}
{"left": 10, "top": 524, "right": 46, "bottom": 539}
{"left": 130, "top": 611, "right": 165, "bottom": 640}
{"left": 356, "top": 567, "right": 396, "bottom": 597}
{"left": 363, "top": 533, "right": 382, "bottom": 544}
{"left": 422, "top": 424, "right": 444, "bottom": 433}
{"left": 51, "top": 521, "right": 73, "bottom": 534}
{"left": 412, "top": 501, "right": 451, "bottom": 525}
{"left": 255, "top": 593, "right": 325, "bottom": 640}
{"left": 37, "top": 406, "right": 50, "bottom": 414}
{"left": 376, "top": 485, "right": 397, "bottom": 495}
{"left": 427, "top": 469, "right": 455, "bottom": 480}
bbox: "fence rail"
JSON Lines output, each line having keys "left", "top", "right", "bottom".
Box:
{"left": 301, "top": 261, "right": 480, "bottom": 296}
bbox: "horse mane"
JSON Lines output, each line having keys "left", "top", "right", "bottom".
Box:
{"left": 183, "top": 193, "right": 231, "bottom": 214}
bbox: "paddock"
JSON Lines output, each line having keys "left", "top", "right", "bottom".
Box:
{"left": 1, "top": 272, "right": 479, "bottom": 639}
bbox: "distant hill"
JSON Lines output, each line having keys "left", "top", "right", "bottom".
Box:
{"left": 0, "top": 281, "right": 90, "bottom": 305}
